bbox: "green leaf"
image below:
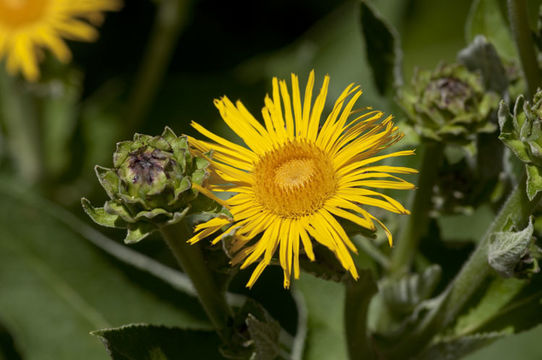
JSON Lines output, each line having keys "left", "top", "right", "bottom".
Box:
{"left": 418, "top": 332, "right": 508, "bottom": 360}
{"left": 454, "top": 277, "right": 527, "bottom": 336}
{"left": 478, "top": 289, "right": 542, "bottom": 334}
{"left": 92, "top": 324, "right": 223, "bottom": 360}
{"left": 359, "top": 0, "right": 402, "bottom": 94}
{"left": 0, "top": 177, "right": 209, "bottom": 360}
{"left": 344, "top": 271, "right": 378, "bottom": 360}
{"left": 457, "top": 35, "right": 508, "bottom": 94}
{"left": 488, "top": 217, "right": 535, "bottom": 278}
{"left": 221, "top": 299, "right": 287, "bottom": 360}
{"left": 465, "top": 0, "right": 517, "bottom": 60}
{"left": 464, "top": 325, "right": 542, "bottom": 360}
{"left": 295, "top": 273, "right": 347, "bottom": 360}
{"left": 246, "top": 313, "right": 281, "bottom": 360}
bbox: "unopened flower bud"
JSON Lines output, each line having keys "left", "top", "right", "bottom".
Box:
{"left": 82, "top": 127, "right": 214, "bottom": 243}
{"left": 399, "top": 63, "right": 499, "bottom": 145}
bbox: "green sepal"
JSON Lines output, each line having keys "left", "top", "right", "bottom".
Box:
{"left": 113, "top": 140, "right": 132, "bottom": 168}
{"left": 164, "top": 206, "right": 191, "bottom": 226}
{"left": 195, "top": 155, "right": 210, "bottom": 170}
{"left": 125, "top": 222, "right": 156, "bottom": 244}
{"left": 191, "top": 169, "right": 207, "bottom": 186}
{"left": 161, "top": 126, "right": 177, "bottom": 144}
{"left": 81, "top": 198, "right": 125, "bottom": 228}
{"left": 133, "top": 208, "right": 172, "bottom": 222}
{"left": 95, "top": 165, "right": 119, "bottom": 199}
{"left": 171, "top": 177, "right": 191, "bottom": 205}
{"left": 117, "top": 193, "right": 147, "bottom": 207}
{"left": 104, "top": 201, "right": 135, "bottom": 223}
{"left": 147, "top": 135, "right": 171, "bottom": 152}
{"left": 526, "top": 164, "right": 542, "bottom": 200}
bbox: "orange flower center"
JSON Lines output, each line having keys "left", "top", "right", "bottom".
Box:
{"left": 253, "top": 140, "right": 336, "bottom": 218}
{"left": 0, "top": 0, "right": 49, "bottom": 28}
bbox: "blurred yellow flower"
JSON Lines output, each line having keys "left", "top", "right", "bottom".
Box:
{"left": 0, "top": 0, "right": 121, "bottom": 81}
{"left": 189, "top": 71, "right": 416, "bottom": 288}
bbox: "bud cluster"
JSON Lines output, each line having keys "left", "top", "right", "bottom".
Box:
{"left": 499, "top": 90, "right": 542, "bottom": 199}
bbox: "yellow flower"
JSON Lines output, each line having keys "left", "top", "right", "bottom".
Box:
{"left": 189, "top": 71, "right": 417, "bottom": 288}
{"left": 0, "top": 0, "right": 121, "bottom": 81}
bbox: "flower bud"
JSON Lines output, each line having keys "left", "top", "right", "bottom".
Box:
{"left": 398, "top": 63, "right": 499, "bottom": 145}
{"left": 82, "top": 127, "right": 214, "bottom": 243}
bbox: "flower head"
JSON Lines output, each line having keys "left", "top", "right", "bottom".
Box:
{"left": 398, "top": 63, "right": 499, "bottom": 145}
{"left": 0, "top": 0, "right": 121, "bottom": 81}
{"left": 189, "top": 71, "right": 417, "bottom": 288}
{"left": 82, "top": 127, "right": 212, "bottom": 243}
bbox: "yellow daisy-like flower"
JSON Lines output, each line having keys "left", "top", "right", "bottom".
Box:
{"left": 189, "top": 71, "right": 417, "bottom": 288}
{"left": 0, "top": 0, "right": 121, "bottom": 81}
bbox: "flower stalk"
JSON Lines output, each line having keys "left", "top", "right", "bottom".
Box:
{"left": 390, "top": 142, "right": 443, "bottom": 276}
{"left": 159, "top": 220, "right": 231, "bottom": 339}
{"left": 508, "top": 0, "right": 542, "bottom": 97}
{"left": 0, "top": 68, "right": 42, "bottom": 183}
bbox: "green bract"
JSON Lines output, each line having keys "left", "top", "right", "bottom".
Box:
{"left": 82, "top": 127, "right": 212, "bottom": 243}
{"left": 398, "top": 63, "right": 499, "bottom": 145}
{"left": 499, "top": 91, "right": 542, "bottom": 200}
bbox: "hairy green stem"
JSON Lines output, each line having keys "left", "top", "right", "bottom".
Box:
{"left": 440, "top": 179, "right": 539, "bottom": 325}
{"left": 387, "top": 177, "right": 541, "bottom": 357}
{"left": 0, "top": 68, "right": 42, "bottom": 183}
{"left": 124, "top": 0, "right": 191, "bottom": 136}
{"left": 508, "top": 0, "right": 542, "bottom": 97}
{"left": 159, "top": 221, "right": 231, "bottom": 339}
{"left": 344, "top": 272, "right": 378, "bottom": 360}
{"left": 389, "top": 142, "right": 443, "bottom": 276}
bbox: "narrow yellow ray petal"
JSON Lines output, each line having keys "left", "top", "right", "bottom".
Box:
{"left": 246, "top": 261, "right": 268, "bottom": 288}
{"left": 192, "top": 183, "right": 231, "bottom": 209}
{"left": 214, "top": 97, "right": 269, "bottom": 154}
{"left": 190, "top": 122, "right": 257, "bottom": 162}
{"left": 270, "top": 77, "right": 287, "bottom": 140}
{"left": 347, "top": 179, "right": 416, "bottom": 190}
{"left": 279, "top": 80, "right": 295, "bottom": 139}
{"left": 306, "top": 75, "right": 330, "bottom": 141}
{"left": 295, "top": 219, "right": 315, "bottom": 261}
{"left": 301, "top": 70, "right": 316, "bottom": 138}
{"left": 291, "top": 73, "right": 303, "bottom": 137}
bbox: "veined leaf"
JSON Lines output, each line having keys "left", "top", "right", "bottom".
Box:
{"left": 0, "top": 177, "right": 209, "bottom": 360}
